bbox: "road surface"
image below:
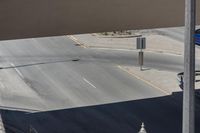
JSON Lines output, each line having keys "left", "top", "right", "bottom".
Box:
{"left": 0, "top": 36, "right": 199, "bottom": 132}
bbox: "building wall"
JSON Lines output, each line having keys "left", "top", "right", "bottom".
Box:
{"left": 0, "top": 0, "right": 199, "bottom": 40}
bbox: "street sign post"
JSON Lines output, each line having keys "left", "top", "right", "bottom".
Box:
{"left": 136, "top": 37, "right": 146, "bottom": 71}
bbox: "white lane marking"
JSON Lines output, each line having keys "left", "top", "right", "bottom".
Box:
{"left": 67, "top": 35, "right": 87, "bottom": 48}
{"left": 83, "top": 78, "right": 97, "bottom": 88}
{"left": 10, "top": 63, "right": 24, "bottom": 79}
{"left": 68, "top": 35, "right": 78, "bottom": 41}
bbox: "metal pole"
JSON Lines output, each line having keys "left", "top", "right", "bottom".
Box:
{"left": 139, "top": 49, "right": 143, "bottom": 71}
{"left": 183, "top": 0, "right": 196, "bottom": 132}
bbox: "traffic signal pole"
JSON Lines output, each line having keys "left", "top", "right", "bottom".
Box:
{"left": 183, "top": 0, "right": 196, "bottom": 132}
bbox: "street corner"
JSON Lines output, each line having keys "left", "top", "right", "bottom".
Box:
{"left": 117, "top": 65, "right": 180, "bottom": 95}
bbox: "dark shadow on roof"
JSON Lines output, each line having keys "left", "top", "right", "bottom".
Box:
{"left": 1, "top": 90, "right": 200, "bottom": 133}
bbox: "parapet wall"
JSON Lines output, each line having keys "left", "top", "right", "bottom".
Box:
{"left": 0, "top": 0, "right": 200, "bottom": 40}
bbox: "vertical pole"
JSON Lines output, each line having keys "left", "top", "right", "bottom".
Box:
{"left": 183, "top": 0, "right": 196, "bottom": 132}
{"left": 139, "top": 49, "right": 143, "bottom": 71}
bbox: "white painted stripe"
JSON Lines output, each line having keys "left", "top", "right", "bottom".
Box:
{"left": 83, "top": 78, "right": 97, "bottom": 88}
{"left": 10, "top": 63, "right": 24, "bottom": 79}
{"left": 68, "top": 35, "right": 78, "bottom": 41}
{"left": 67, "top": 35, "right": 87, "bottom": 48}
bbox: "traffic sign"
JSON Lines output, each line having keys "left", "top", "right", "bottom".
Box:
{"left": 137, "top": 37, "right": 146, "bottom": 49}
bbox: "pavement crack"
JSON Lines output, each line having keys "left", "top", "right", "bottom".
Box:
{"left": 0, "top": 59, "right": 81, "bottom": 70}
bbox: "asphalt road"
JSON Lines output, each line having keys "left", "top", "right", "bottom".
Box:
{"left": 0, "top": 36, "right": 199, "bottom": 132}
